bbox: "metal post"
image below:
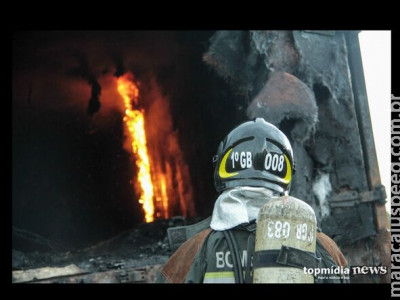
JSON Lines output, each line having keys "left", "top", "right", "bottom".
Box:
{"left": 344, "top": 30, "right": 388, "bottom": 231}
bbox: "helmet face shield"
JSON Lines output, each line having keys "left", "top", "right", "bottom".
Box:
{"left": 214, "top": 118, "right": 294, "bottom": 194}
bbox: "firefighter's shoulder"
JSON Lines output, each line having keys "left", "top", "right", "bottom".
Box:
{"left": 156, "top": 227, "right": 212, "bottom": 283}
{"left": 316, "top": 231, "right": 348, "bottom": 267}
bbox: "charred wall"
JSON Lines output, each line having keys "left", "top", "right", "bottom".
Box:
{"left": 203, "top": 30, "right": 377, "bottom": 236}
{"left": 202, "top": 30, "right": 389, "bottom": 283}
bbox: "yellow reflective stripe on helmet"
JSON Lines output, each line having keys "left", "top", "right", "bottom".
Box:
{"left": 282, "top": 154, "right": 292, "bottom": 184}
{"left": 219, "top": 149, "right": 239, "bottom": 178}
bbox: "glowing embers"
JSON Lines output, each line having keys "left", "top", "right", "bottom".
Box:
{"left": 117, "top": 73, "right": 154, "bottom": 223}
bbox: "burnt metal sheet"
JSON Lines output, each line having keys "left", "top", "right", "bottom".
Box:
{"left": 329, "top": 186, "right": 387, "bottom": 208}
{"left": 247, "top": 71, "right": 318, "bottom": 143}
{"left": 322, "top": 204, "right": 377, "bottom": 246}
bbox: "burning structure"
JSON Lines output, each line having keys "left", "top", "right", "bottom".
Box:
{"left": 116, "top": 71, "right": 194, "bottom": 223}
{"left": 12, "top": 30, "right": 389, "bottom": 283}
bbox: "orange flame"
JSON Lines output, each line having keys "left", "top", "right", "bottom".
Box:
{"left": 154, "top": 172, "right": 169, "bottom": 219}
{"left": 117, "top": 73, "right": 154, "bottom": 223}
{"left": 115, "top": 71, "right": 196, "bottom": 223}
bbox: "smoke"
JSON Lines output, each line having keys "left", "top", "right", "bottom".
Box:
{"left": 312, "top": 172, "right": 332, "bottom": 219}
{"left": 110, "top": 52, "right": 126, "bottom": 78}
{"left": 86, "top": 77, "right": 101, "bottom": 116}
{"left": 12, "top": 31, "right": 182, "bottom": 116}
{"left": 66, "top": 50, "right": 101, "bottom": 115}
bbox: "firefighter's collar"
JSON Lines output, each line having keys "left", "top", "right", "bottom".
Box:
{"left": 210, "top": 186, "right": 275, "bottom": 231}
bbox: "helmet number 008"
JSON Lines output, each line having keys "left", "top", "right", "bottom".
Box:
{"left": 264, "top": 153, "right": 284, "bottom": 172}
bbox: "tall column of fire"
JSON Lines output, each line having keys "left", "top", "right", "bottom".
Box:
{"left": 116, "top": 71, "right": 195, "bottom": 223}
{"left": 117, "top": 73, "right": 155, "bottom": 223}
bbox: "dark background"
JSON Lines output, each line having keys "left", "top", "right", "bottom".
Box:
{"left": 12, "top": 30, "right": 247, "bottom": 249}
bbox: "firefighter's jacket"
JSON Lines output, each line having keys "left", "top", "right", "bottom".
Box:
{"left": 156, "top": 187, "right": 348, "bottom": 283}
{"left": 155, "top": 224, "right": 348, "bottom": 283}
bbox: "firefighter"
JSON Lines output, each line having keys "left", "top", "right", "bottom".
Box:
{"left": 155, "top": 118, "right": 348, "bottom": 283}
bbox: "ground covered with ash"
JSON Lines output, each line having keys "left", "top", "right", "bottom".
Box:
{"left": 12, "top": 217, "right": 201, "bottom": 272}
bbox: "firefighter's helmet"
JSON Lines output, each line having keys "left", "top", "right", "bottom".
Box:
{"left": 213, "top": 118, "right": 294, "bottom": 195}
